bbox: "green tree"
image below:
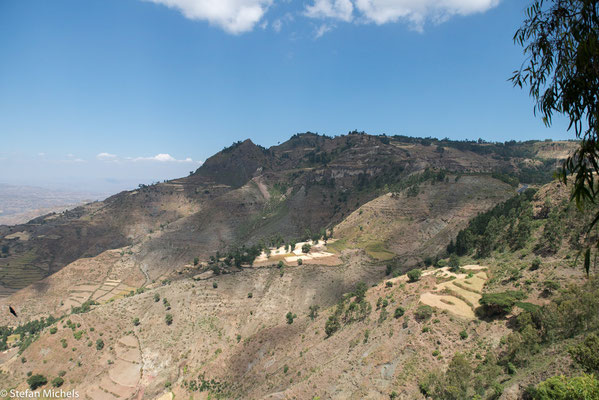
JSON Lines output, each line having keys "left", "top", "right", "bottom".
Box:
{"left": 530, "top": 374, "right": 599, "bottom": 399}
{"left": 96, "top": 339, "right": 104, "bottom": 350}
{"left": 512, "top": 0, "right": 599, "bottom": 240}
{"left": 165, "top": 313, "right": 173, "bottom": 325}
{"left": 302, "top": 244, "right": 311, "bottom": 253}
{"left": 27, "top": 374, "right": 48, "bottom": 390}
{"left": 448, "top": 254, "right": 460, "bottom": 272}
{"left": 407, "top": 269, "right": 422, "bottom": 282}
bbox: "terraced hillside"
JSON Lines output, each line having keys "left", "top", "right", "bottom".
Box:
{"left": 2, "top": 135, "right": 593, "bottom": 400}
{"left": 0, "top": 134, "right": 572, "bottom": 298}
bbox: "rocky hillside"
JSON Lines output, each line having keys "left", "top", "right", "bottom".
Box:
{"left": 0, "top": 133, "right": 591, "bottom": 400}
{"left": 0, "top": 134, "right": 574, "bottom": 297}
{"left": 0, "top": 178, "right": 597, "bottom": 400}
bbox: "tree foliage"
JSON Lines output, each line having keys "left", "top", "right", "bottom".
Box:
{"left": 512, "top": 0, "right": 599, "bottom": 235}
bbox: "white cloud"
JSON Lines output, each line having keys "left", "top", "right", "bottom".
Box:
{"left": 305, "top": 0, "right": 354, "bottom": 22}
{"left": 97, "top": 152, "right": 117, "bottom": 160}
{"left": 143, "top": 0, "right": 499, "bottom": 35}
{"left": 305, "top": 0, "right": 500, "bottom": 30}
{"left": 315, "top": 23, "right": 335, "bottom": 38}
{"left": 132, "top": 154, "right": 199, "bottom": 163}
{"left": 145, "top": 0, "right": 273, "bottom": 34}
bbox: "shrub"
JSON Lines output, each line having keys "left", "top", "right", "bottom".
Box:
{"left": 133, "top": 318, "right": 140, "bottom": 326}
{"left": 353, "top": 282, "right": 368, "bottom": 302}
{"left": 286, "top": 312, "right": 297, "bottom": 324}
{"left": 542, "top": 280, "right": 560, "bottom": 296}
{"left": 302, "top": 244, "right": 311, "bottom": 253}
{"left": 297, "top": 258, "right": 303, "bottom": 266}
{"left": 27, "top": 374, "right": 48, "bottom": 390}
{"left": 460, "top": 330, "right": 468, "bottom": 340}
{"left": 71, "top": 300, "right": 98, "bottom": 314}
{"left": 478, "top": 291, "right": 527, "bottom": 317}
{"left": 394, "top": 307, "right": 405, "bottom": 319}
{"left": 530, "top": 374, "right": 599, "bottom": 399}
{"left": 50, "top": 327, "right": 57, "bottom": 334}
{"left": 531, "top": 257, "right": 542, "bottom": 271}
{"left": 278, "top": 261, "right": 284, "bottom": 268}
{"left": 51, "top": 377, "right": 64, "bottom": 387}
{"left": 414, "top": 305, "right": 434, "bottom": 322}
{"left": 569, "top": 334, "right": 599, "bottom": 373}
{"left": 385, "top": 281, "right": 393, "bottom": 288}
{"left": 247, "top": 292, "right": 253, "bottom": 298}
{"left": 96, "top": 339, "right": 104, "bottom": 350}
{"left": 213, "top": 281, "right": 218, "bottom": 289}
{"left": 325, "top": 314, "right": 340, "bottom": 337}
{"left": 193, "top": 257, "right": 199, "bottom": 266}
{"left": 407, "top": 269, "right": 422, "bottom": 282}
{"left": 419, "top": 353, "right": 472, "bottom": 399}
{"left": 165, "top": 314, "right": 173, "bottom": 325}
{"left": 58, "top": 370, "right": 66, "bottom": 377}
{"left": 154, "top": 293, "right": 160, "bottom": 302}
{"left": 344, "top": 299, "right": 372, "bottom": 323}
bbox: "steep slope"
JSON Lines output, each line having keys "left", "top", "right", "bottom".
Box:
{"left": 333, "top": 174, "right": 515, "bottom": 264}
{"left": 1, "top": 177, "right": 596, "bottom": 400}
{"left": 1, "top": 133, "right": 561, "bottom": 298}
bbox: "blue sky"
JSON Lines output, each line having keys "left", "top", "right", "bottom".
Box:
{"left": 0, "top": 0, "right": 572, "bottom": 194}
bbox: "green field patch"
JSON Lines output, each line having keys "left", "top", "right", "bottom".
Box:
{"left": 364, "top": 242, "right": 396, "bottom": 261}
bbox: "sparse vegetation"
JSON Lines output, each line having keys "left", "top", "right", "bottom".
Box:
{"left": 308, "top": 305, "right": 319, "bottom": 321}
{"left": 414, "top": 305, "right": 433, "bottom": 322}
